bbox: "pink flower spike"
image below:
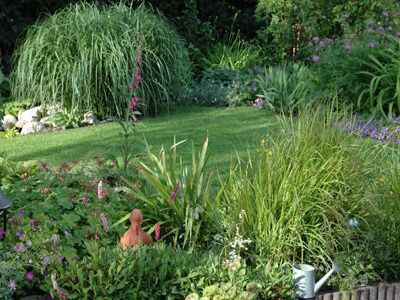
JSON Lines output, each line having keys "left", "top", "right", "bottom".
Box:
{"left": 168, "top": 181, "right": 180, "bottom": 203}
{"left": 136, "top": 69, "right": 142, "bottom": 76}
{"left": 57, "top": 290, "right": 69, "bottom": 297}
{"left": 135, "top": 75, "right": 141, "bottom": 84}
{"left": 98, "top": 181, "right": 103, "bottom": 200}
{"left": 129, "top": 82, "right": 133, "bottom": 90}
{"left": 129, "top": 102, "right": 134, "bottom": 110}
{"left": 155, "top": 222, "right": 160, "bottom": 240}
{"left": 101, "top": 213, "right": 109, "bottom": 232}
{"left": 135, "top": 84, "right": 139, "bottom": 90}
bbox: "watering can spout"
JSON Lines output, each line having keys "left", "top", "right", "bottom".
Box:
{"left": 314, "top": 262, "right": 341, "bottom": 294}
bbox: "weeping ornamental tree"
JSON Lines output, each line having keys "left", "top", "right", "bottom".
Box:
{"left": 11, "top": 2, "right": 192, "bottom": 118}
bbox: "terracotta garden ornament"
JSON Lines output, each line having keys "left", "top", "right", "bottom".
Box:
{"left": 120, "top": 209, "right": 153, "bottom": 250}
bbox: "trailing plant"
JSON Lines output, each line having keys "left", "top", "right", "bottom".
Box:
{"left": 11, "top": 2, "right": 191, "bottom": 118}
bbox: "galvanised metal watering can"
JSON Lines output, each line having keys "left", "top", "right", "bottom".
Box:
{"left": 281, "top": 261, "right": 341, "bottom": 298}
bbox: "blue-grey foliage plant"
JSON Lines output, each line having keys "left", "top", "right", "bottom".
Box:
{"left": 11, "top": 2, "right": 192, "bottom": 119}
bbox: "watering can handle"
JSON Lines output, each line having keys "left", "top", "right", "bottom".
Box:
{"left": 281, "top": 262, "right": 293, "bottom": 275}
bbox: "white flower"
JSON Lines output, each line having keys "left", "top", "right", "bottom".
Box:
{"left": 349, "top": 218, "right": 359, "bottom": 227}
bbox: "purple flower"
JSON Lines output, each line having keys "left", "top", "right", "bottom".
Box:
{"left": 308, "top": 42, "right": 313, "bottom": 46}
{"left": 11, "top": 216, "right": 16, "bottom": 221}
{"left": 57, "top": 255, "right": 63, "bottom": 262}
{"left": 73, "top": 255, "right": 77, "bottom": 260}
{"left": 42, "top": 255, "right": 50, "bottom": 265}
{"left": 51, "top": 245, "right": 56, "bottom": 252}
{"left": 0, "top": 228, "right": 3, "bottom": 236}
{"left": 18, "top": 211, "right": 24, "bottom": 217}
{"left": 367, "top": 28, "right": 374, "bottom": 34}
{"left": 341, "top": 23, "right": 345, "bottom": 28}
{"left": 382, "top": 12, "right": 389, "bottom": 17}
{"left": 26, "top": 273, "right": 34, "bottom": 280}
{"left": 8, "top": 279, "right": 17, "bottom": 291}
{"left": 369, "top": 20, "right": 375, "bottom": 26}
{"left": 50, "top": 218, "right": 54, "bottom": 222}
{"left": 313, "top": 36, "right": 319, "bottom": 42}
{"left": 82, "top": 197, "right": 88, "bottom": 204}
{"left": 64, "top": 231, "right": 69, "bottom": 236}
{"left": 369, "top": 40, "right": 376, "bottom": 48}
{"left": 19, "top": 235, "right": 24, "bottom": 241}
{"left": 15, "top": 230, "right": 21, "bottom": 236}
{"left": 335, "top": 38, "right": 339, "bottom": 42}
{"left": 344, "top": 45, "right": 351, "bottom": 51}
{"left": 397, "top": 32, "right": 400, "bottom": 37}
{"left": 253, "top": 82, "right": 257, "bottom": 91}
{"left": 314, "top": 47, "right": 320, "bottom": 52}
{"left": 101, "top": 213, "right": 109, "bottom": 233}
{"left": 50, "top": 234, "right": 60, "bottom": 244}
{"left": 378, "top": 26, "right": 384, "bottom": 31}
{"left": 320, "top": 41, "right": 325, "bottom": 47}
{"left": 388, "top": 26, "right": 393, "bottom": 31}
{"left": 343, "top": 14, "right": 349, "bottom": 18}
{"left": 312, "top": 56, "right": 320, "bottom": 62}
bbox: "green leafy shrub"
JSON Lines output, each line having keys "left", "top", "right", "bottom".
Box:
{"left": 11, "top": 2, "right": 191, "bottom": 119}
{"left": 196, "top": 31, "right": 262, "bottom": 79}
{"left": 255, "top": 0, "right": 397, "bottom": 63}
{"left": 177, "top": 79, "right": 237, "bottom": 107}
{"left": 44, "top": 107, "right": 81, "bottom": 130}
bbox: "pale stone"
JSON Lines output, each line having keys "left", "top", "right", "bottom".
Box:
{"left": 19, "top": 107, "right": 42, "bottom": 123}
{"left": 2, "top": 114, "right": 17, "bottom": 129}
{"left": 82, "top": 111, "right": 98, "bottom": 124}
{"left": 15, "top": 120, "right": 28, "bottom": 128}
{"left": 20, "top": 122, "right": 46, "bottom": 135}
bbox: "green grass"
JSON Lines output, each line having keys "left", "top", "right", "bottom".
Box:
{"left": 0, "top": 106, "right": 278, "bottom": 174}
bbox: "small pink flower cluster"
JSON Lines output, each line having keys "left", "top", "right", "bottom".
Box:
{"left": 128, "top": 48, "right": 143, "bottom": 126}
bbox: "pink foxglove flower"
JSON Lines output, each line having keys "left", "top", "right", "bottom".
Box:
{"left": 98, "top": 181, "right": 103, "bottom": 200}
{"left": 168, "top": 181, "right": 180, "bottom": 203}
{"left": 129, "top": 82, "right": 133, "bottom": 90}
{"left": 155, "top": 222, "right": 160, "bottom": 240}
{"left": 136, "top": 69, "right": 142, "bottom": 76}
{"left": 101, "top": 213, "right": 109, "bottom": 232}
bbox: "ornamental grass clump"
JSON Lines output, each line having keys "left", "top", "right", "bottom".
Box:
{"left": 216, "top": 104, "right": 380, "bottom": 270}
{"left": 11, "top": 2, "right": 191, "bottom": 118}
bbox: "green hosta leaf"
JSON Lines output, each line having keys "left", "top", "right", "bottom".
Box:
{"left": 236, "top": 291, "right": 257, "bottom": 300}
{"left": 246, "top": 282, "right": 262, "bottom": 295}
{"left": 212, "top": 295, "right": 223, "bottom": 300}
{"left": 203, "top": 285, "right": 218, "bottom": 296}
{"left": 229, "top": 260, "right": 241, "bottom": 273}
{"left": 199, "top": 297, "right": 210, "bottom": 300}
{"left": 186, "top": 293, "right": 200, "bottom": 300}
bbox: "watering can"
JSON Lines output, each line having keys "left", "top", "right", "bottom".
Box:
{"left": 281, "top": 261, "right": 341, "bottom": 299}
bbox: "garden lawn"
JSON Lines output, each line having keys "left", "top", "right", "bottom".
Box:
{"left": 0, "top": 106, "right": 278, "bottom": 175}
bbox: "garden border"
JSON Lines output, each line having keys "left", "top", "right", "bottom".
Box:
{"left": 316, "top": 282, "right": 400, "bottom": 300}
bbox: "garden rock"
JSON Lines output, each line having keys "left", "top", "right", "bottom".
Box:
{"left": 21, "top": 122, "right": 46, "bottom": 135}
{"left": 1, "top": 114, "right": 17, "bottom": 129}
{"left": 19, "top": 106, "right": 42, "bottom": 123}
{"left": 120, "top": 209, "right": 153, "bottom": 249}
{"left": 15, "top": 120, "right": 28, "bottom": 128}
{"left": 82, "top": 111, "right": 98, "bottom": 124}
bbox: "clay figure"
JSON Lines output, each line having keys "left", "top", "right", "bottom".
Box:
{"left": 120, "top": 209, "right": 153, "bottom": 249}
